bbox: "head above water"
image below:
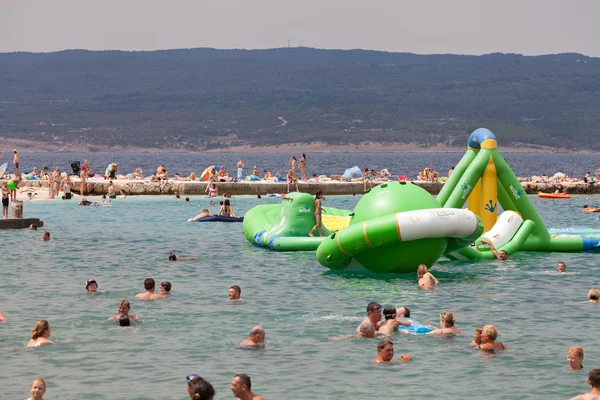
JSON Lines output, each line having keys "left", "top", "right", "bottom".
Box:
{"left": 383, "top": 307, "right": 396, "bottom": 320}
{"left": 187, "top": 375, "right": 216, "bottom": 400}
{"left": 160, "top": 281, "right": 172, "bottom": 293}
{"left": 557, "top": 262, "right": 566, "bottom": 272}
{"left": 86, "top": 278, "right": 98, "bottom": 292}
{"left": 143, "top": 278, "right": 155, "bottom": 291}
{"left": 229, "top": 285, "right": 241, "bottom": 300}
{"left": 168, "top": 253, "right": 177, "bottom": 261}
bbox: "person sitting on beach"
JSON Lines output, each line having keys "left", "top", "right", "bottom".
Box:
{"left": 567, "top": 346, "right": 585, "bottom": 371}
{"left": 86, "top": 278, "right": 98, "bottom": 293}
{"left": 372, "top": 339, "right": 412, "bottom": 363}
{"left": 157, "top": 164, "right": 168, "bottom": 180}
{"left": 478, "top": 325, "right": 506, "bottom": 351}
{"left": 109, "top": 300, "right": 139, "bottom": 321}
{"left": 480, "top": 239, "right": 510, "bottom": 261}
{"left": 362, "top": 168, "right": 373, "bottom": 192}
{"left": 239, "top": 326, "right": 266, "bottom": 348}
{"left": 40, "top": 167, "right": 50, "bottom": 181}
{"left": 378, "top": 307, "right": 410, "bottom": 335}
{"left": 135, "top": 278, "right": 165, "bottom": 300}
{"left": 29, "top": 167, "right": 40, "bottom": 180}
{"left": 308, "top": 173, "right": 319, "bottom": 183}
{"left": 569, "top": 369, "right": 600, "bottom": 400}
{"left": 427, "top": 312, "right": 461, "bottom": 335}
{"left": 26, "top": 377, "right": 47, "bottom": 400}
{"left": 173, "top": 172, "right": 183, "bottom": 180}
{"left": 287, "top": 169, "right": 299, "bottom": 193}
{"left": 252, "top": 165, "right": 259, "bottom": 177}
{"left": 417, "top": 264, "right": 439, "bottom": 288}
{"left": 160, "top": 281, "right": 172, "bottom": 294}
{"left": 229, "top": 285, "right": 241, "bottom": 301}
{"left": 168, "top": 252, "right": 197, "bottom": 261}
{"left": 230, "top": 374, "right": 265, "bottom": 400}
{"left": 236, "top": 160, "right": 244, "bottom": 181}
{"left": 263, "top": 170, "right": 271, "bottom": 180}
{"left": 357, "top": 302, "right": 383, "bottom": 334}
{"left": 133, "top": 168, "right": 144, "bottom": 180}
{"left": 41, "top": 231, "right": 51, "bottom": 241}
{"left": 588, "top": 288, "right": 600, "bottom": 303}
{"left": 218, "top": 199, "right": 236, "bottom": 217}
{"left": 149, "top": 172, "right": 158, "bottom": 182}
{"left": 26, "top": 320, "right": 54, "bottom": 347}
{"left": 470, "top": 327, "right": 483, "bottom": 347}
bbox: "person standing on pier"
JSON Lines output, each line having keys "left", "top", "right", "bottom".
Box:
{"left": 237, "top": 160, "right": 244, "bottom": 181}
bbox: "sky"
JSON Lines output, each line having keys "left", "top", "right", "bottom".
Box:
{"left": 1, "top": 0, "right": 599, "bottom": 56}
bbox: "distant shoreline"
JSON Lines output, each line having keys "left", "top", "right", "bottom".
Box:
{"left": 0, "top": 138, "right": 596, "bottom": 154}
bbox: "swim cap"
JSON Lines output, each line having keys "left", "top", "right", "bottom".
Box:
{"left": 86, "top": 278, "right": 97, "bottom": 289}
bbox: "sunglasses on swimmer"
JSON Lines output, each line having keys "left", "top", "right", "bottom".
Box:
{"left": 186, "top": 374, "right": 199, "bottom": 382}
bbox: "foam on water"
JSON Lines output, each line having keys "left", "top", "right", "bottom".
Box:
{"left": 1, "top": 194, "right": 600, "bottom": 399}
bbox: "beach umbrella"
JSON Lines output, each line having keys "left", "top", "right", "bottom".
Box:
{"left": 342, "top": 166, "right": 362, "bottom": 179}
{"left": 0, "top": 162, "right": 7, "bottom": 178}
{"left": 200, "top": 165, "right": 216, "bottom": 181}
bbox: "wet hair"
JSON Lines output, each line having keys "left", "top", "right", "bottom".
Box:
{"left": 589, "top": 369, "right": 600, "bottom": 389}
{"left": 42, "top": 231, "right": 51, "bottom": 240}
{"left": 169, "top": 253, "right": 177, "bottom": 261}
{"left": 144, "top": 278, "right": 155, "bottom": 290}
{"left": 118, "top": 300, "right": 131, "bottom": 310}
{"left": 188, "top": 376, "right": 216, "bottom": 400}
{"left": 558, "top": 262, "right": 566, "bottom": 268}
{"left": 440, "top": 312, "right": 456, "bottom": 327}
{"left": 234, "top": 374, "right": 252, "bottom": 390}
{"left": 30, "top": 378, "right": 46, "bottom": 390}
{"left": 568, "top": 346, "right": 584, "bottom": 359}
{"left": 383, "top": 307, "right": 396, "bottom": 320}
{"left": 417, "top": 264, "right": 428, "bottom": 278}
{"left": 230, "top": 285, "right": 241, "bottom": 295}
{"left": 482, "top": 325, "right": 498, "bottom": 341}
{"left": 250, "top": 326, "right": 265, "bottom": 337}
{"left": 315, "top": 190, "right": 323, "bottom": 199}
{"left": 366, "top": 302, "right": 381, "bottom": 313}
{"left": 32, "top": 320, "right": 50, "bottom": 339}
{"left": 119, "top": 316, "right": 131, "bottom": 327}
{"left": 401, "top": 307, "right": 411, "bottom": 317}
{"left": 185, "top": 197, "right": 190, "bottom": 201}
{"left": 219, "top": 201, "right": 224, "bottom": 206}
{"left": 475, "top": 327, "right": 483, "bottom": 334}
{"left": 588, "top": 288, "right": 599, "bottom": 300}
{"left": 377, "top": 338, "right": 393, "bottom": 352}
{"left": 224, "top": 199, "right": 231, "bottom": 206}
{"left": 161, "top": 281, "right": 172, "bottom": 292}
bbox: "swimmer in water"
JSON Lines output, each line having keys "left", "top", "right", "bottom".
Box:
{"left": 26, "top": 377, "right": 46, "bottom": 400}
{"left": 228, "top": 285, "right": 241, "bottom": 300}
{"left": 26, "top": 320, "right": 54, "bottom": 347}
{"left": 588, "top": 288, "right": 599, "bottom": 303}
{"left": 187, "top": 375, "right": 216, "bottom": 400}
{"left": 230, "top": 374, "right": 265, "bottom": 400}
{"left": 168, "top": 252, "right": 197, "bottom": 261}
{"left": 481, "top": 239, "right": 511, "bottom": 261}
{"left": 426, "top": 312, "right": 461, "bottom": 335}
{"left": 160, "top": 281, "right": 172, "bottom": 294}
{"left": 357, "top": 302, "right": 383, "bottom": 334}
{"left": 569, "top": 368, "right": 600, "bottom": 400}
{"left": 109, "top": 300, "right": 139, "bottom": 321}
{"left": 478, "top": 325, "right": 506, "bottom": 352}
{"left": 239, "top": 326, "right": 266, "bottom": 348}
{"left": 0, "top": 311, "right": 6, "bottom": 322}
{"left": 29, "top": 224, "right": 38, "bottom": 230}
{"left": 558, "top": 262, "right": 567, "bottom": 272}
{"left": 372, "top": 339, "right": 412, "bottom": 363}
{"left": 567, "top": 346, "right": 584, "bottom": 371}
{"left": 135, "top": 278, "right": 165, "bottom": 300}
{"left": 41, "top": 231, "right": 51, "bottom": 241}
{"left": 417, "top": 264, "right": 439, "bottom": 288}
{"left": 469, "top": 327, "right": 483, "bottom": 347}
{"left": 86, "top": 278, "right": 98, "bottom": 293}
{"left": 378, "top": 307, "right": 410, "bottom": 335}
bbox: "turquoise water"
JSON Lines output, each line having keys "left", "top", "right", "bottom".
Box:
{"left": 2, "top": 194, "right": 600, "bottom": 399}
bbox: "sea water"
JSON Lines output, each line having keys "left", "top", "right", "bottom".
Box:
{"left": 1, "top": 193, "right": 600, "bottom": 399}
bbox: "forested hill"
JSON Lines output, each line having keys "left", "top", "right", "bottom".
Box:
{"left": 1, "top": 47, "right": 599, "bottom": 151}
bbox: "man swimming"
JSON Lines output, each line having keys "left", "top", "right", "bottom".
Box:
{"left": 481, "top": 239, "right": 511, "bottom": 261}
{"left": 190, "top": 209, "right": 212, "bottom": 221}
{"left": 86, "top": 278, "right": 98, "bottom": 293}
{"left": 357, "top": 302, "right": 383, "bottom": 334}
{"left": 168, "top": 253, "right": 197, "bottom": 261}
{"left": 160, "top": 281, "right": 172, "bottom": 294}
{"left": 135, "top": 278, "right": 165, "bottom": 300}
{"left": 229, "top": 285, "right": 241, "bottom": 300}
{"left": 239, "top": 326, "right": 265, "bottom": 348}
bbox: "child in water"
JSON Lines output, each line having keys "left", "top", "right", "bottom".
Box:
{"left": 417, "top": 264, "right": 439, "bottom": 288}
{"left": 26, "top": 377, "right": 46, "bottom": 400}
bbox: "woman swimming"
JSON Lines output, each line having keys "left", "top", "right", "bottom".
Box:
{"left": 26, "top": 320, "right": 54, "bottom": 347}
{"left": 308, "top": 191, "right": 326, "bottom": 237}
{"left": 426, "top": 312, "right": 461, "bottom": 335}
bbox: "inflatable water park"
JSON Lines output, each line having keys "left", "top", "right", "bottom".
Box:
{"left": 243, "top": 128, "right": 600, "bottom": 273}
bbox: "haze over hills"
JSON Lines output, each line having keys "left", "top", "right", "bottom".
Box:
{"left": 1, "top": 47, "right": 599, "bottom": 152}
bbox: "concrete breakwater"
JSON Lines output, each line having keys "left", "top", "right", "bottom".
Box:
{"left": 9, "top": 178, "right": 600, "bottom": 196}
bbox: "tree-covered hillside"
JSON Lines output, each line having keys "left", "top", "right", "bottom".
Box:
{"left": 1, "top": 48, "right": 599, "bottom": 150}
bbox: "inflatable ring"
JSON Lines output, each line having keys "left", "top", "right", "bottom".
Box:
{"left": 397, "top": 319, "right": 433, "bottom": 335}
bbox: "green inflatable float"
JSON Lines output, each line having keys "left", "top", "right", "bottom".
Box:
{"left": 244, "top": 128, "right": 600, "bottom": 273}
